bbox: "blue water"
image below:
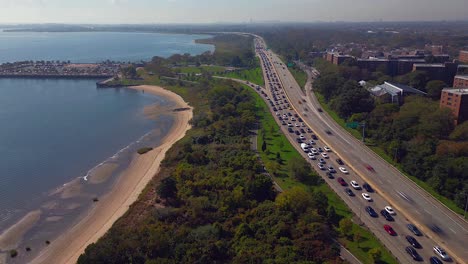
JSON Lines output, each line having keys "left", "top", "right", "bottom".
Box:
{"left": 0, "top": 31, "right": 213, "bottom": 63}
{"left": 0, "top": 78, "right": 169, "bottom": 224}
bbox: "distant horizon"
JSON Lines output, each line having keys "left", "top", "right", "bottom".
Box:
{"left": 0, "top": 0, "right": 466, "bottom": 24}
{"left": 1, "top": 20, "right": 468, "bottom": 26}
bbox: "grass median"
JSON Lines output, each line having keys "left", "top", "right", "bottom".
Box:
{"left": 248, "top": 86, "right": 397, "bottom": 264}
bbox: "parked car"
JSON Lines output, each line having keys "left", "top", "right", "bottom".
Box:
{"left": 433, "top": 246, "right": 450, "bottom": 261}
{"left": 345, "top": 188, "right": 355, "bottom": 196}
{"left": 407, "top": 224, "right": 422, "bottom": 236}
{"left": 326, "top": 172, "right": 334, "bottom": 179}
{"left": 350, "top": 181, "right": 361, "bottom": 190}
{"left": 385, "top": 206, "right": 395, "bottom": 215}
{"left": 336, "top": 158, "right": 344, "bottom": 165}
{"left": 321, "top": 153, "right": 329, "bottom": 159}
{"left": 405, "top": 246, "right": 422, "bottom": 261}
{"left": 337, "top": 177, "right": 347, "bottom": 186}
{"left": 380, "top": 210, "right": 394, "bottom": 221}
{"left": 317, "top": 163, "right": 325, "bottom": 170}
{"left": 339, "top": 167, "right": 349, "bottom": 174}
{"left": 324, "top": 146, "right": 331, "bottom": 152}
{"left": 365, "top": 206, "right": 378, "bottom": 217}
{"left": 406, "top": 235, "right": 421, "bottom": 248}
{"left": 362, "top": 182, "right": 373, "bottom": 192}
{"left": 384, "top": 224, "right": 396, "bottom": 236}
{"left": 429, "top": 256, "right": 443, "bottom": 264}
{"left": 362, "top": 193, "right": 372, "bottom": 201}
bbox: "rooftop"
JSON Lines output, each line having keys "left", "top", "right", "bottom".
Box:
{"left": 370, "top": 82, "right": 427, "bottom": 97}
{"left": 414, "top": 63, "right": 445, "bottom": 67}
{"left": 442, "top": 88, "right": 468, "bottom": 95}
{"left": 455, "top": 75, "right": 468, "bottom": 81}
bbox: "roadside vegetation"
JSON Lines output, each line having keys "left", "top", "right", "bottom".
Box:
{"left": 310, "top": 58, "right": 467, "bottom": 215}
{"left": 288, "top": 65, "right": 308, "bottom": 90}
{"left": 221, "top": 66, "right": 264, "bottom": 86}
{"left": 250, "top": 86, "right": 396, "bottom": 264}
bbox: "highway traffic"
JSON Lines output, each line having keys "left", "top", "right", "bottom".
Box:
{"left": 251, "top": 36, "right": 468, "bottom": 264}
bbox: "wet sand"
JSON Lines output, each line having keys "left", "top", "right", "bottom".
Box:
{"left": 29, "top": 85, "right": 192, "bottom": 264}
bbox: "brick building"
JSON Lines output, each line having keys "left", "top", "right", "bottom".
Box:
{"left": 453, "top": 75, "right": 468, "bottom": 88}
{"left": 459, "top": 51, "right": 468, "bottom": 64}
{"left": 440, "top": 88, "right": 468, "bottom": 125}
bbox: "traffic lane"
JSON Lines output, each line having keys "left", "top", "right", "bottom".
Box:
{"left": 259, "top": 66, "right": 422, "bottom": 263}
{"left": 263, "top": 52, "right": 461, "bottom": 262}
{"left": 302, "top": 80, "right": 468, "bottom": 251}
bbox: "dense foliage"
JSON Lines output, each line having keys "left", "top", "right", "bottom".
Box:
{"left": 78, "top": 80, "right": 341, "bottom": 263}
{"left": 312, "top": 59, "right": 468, "bottom": 209}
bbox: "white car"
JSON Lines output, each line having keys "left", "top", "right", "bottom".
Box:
{"left": 324, "top": 146, "right": 331, "bottom": 152}
{"left": 310, "top": 148, "right": 318, "bottom": 155}
{"left": 307, "top": 153, "right": 316, "bottom": 160}
{"left": 317, "top": 163, "right": 325, "bottom": 170}
{"left": 350, "top": 181, "right": 361, "bottom": 190}
{"left": 295, "top": 123, "right": 300, "bottom": 127}
{"left": 385, "top": 206, "right": 396, "bottom": 215}
{"left": 321, "top": 153, "right": 329, "bottom": 159}
{"left": 362, "top": 193, "right": 372, "bottom": 201}
{"left": 339, "top": 167, "right": 349, "bottom": 174}
{"left": 433, "top": 246, "right": 450, "bottom": 261}
{"left": 287, "top": 123, "right": 293, "bottom": 127}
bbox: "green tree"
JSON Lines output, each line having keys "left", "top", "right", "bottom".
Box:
{"left": 275, "top": 186, "right": 312, "bottom": 215}
{"left": 426, "top": 80, "right": 446, "bottom": 100}
{"left": 338, "top": 218, "right": 353, "bottom": 238}
{"left": 368, "top": 247, "right": 382, "bottom": 263}
{"left": 157, "top": 177, "right": 177, "bottom": 200}
{"left": 287, "top": 156, "right": 312, "bottom": 182}
{"left": 450, "top": 121, "right": 468, "bottom": 141}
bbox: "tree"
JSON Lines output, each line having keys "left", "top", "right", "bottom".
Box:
{"left": 353, "top": 232, "right": 362, "bottom": 247}
{"left": 450, "top": 121, "right": 468, "bottom": 141}
{"left": 426, "top": 80, "right": 446, "bottom": 100}
{"left": 287, "top": 156, "right": 311, "bottom": 182}
{"left": 338, "top": 218, "right": 353, "bottom": 238}
{"left": 327, "top": 206, "right": 339, "bottom": 225}
{"left": 368, "top": 247, "right": 382, "bottom": 263}
{"left": 157, "top": 177, "right": 177, "bottom": 200}
{"left": 275, "top": 186, "right": 312, "bottom": 215}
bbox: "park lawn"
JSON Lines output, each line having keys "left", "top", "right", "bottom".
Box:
{"left": 176, "top": 65, "right": 227, "bottom": 74}
{"left": 223, "top": 67, "right": 265, "bottom": 86}
{"left": 315, "top": 91, "right": 466, "bottom": 217}
{"left": 289, "top": 66, "right": 307, "bottom": 90}
{"left": 248, "top": 86, "right": 397, "bottom": 264}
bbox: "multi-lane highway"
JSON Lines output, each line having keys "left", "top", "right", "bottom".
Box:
{"left": 251, "top": 35, "right": 467, "bottom": 264}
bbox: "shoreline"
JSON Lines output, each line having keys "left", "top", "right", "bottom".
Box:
{"left": 29, "top": 85, "right": 192, "bottom": 264}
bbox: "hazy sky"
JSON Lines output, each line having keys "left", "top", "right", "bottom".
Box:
{"left": 0, "top": 0, "right": 467, "bottom": 24}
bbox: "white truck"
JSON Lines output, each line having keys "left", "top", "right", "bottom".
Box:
{"left": 300, "top": 143, "right": 309, "bottom": 152}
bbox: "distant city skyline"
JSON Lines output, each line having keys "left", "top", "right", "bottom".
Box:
{"left": 0, "top": 0, "right": 467, "bottom": 24}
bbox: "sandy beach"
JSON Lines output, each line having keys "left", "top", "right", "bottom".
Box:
{"left": 28, "top": 85, "right": 192, "bottom": 264}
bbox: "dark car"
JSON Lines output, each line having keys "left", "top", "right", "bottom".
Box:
{"left": 362, "top": 183, "right": 374, "bottom": 192}
{"left": 429, "top": 256, "right": 443, "bottom": 264}
{"left": 326, "top": 172, "right": 334, "bottom": 179}
{"left": 281, "top": 121, "right": 286, "bottom": 126}
{"left": 345, "top": 188, "right": 354, "bottom": 196}
{"left": 407, "top": 224, "right": 422, "bottom": 236}
{"left": 337, "top": 177, "right": 347, "bottom": 186}
{"left": 296, "top": 138, "right": 302, "bottom": 143}
{"left": 298, "top": 118, "right": 303, "bottom": 122}
{"left": 365, "top": 206, "right": 378, "bottom": 217}
{"left": 405, "top": 246, "right": 422, "bottom": 261}
{"left": 311, "top": 134, "right": 318, "bottom": 140}
{"left": 288, "top": 127, "right": 294, "bottom": 133}
{"left": 406, "top": 235, "right": 421, "bottom": 248}
{"left": 380, "top": 210, "right": 394, "bottom": 221}
{"left": 300, "top": 128, "right": 306, "bottom": 133}
{"left": 307, "top": 128, "right": 313, "bottom": 133}
{"left": 336, "top": 158, "right": 344, "bottom": 165}
{"left": 295, "top": 130, "right": 300, "bottom": 135}
{"left": 325, "top": 130, "right": 332, "bottom": 135}
{"left": 317, "top": 108, "right": 323, "bottom": 112}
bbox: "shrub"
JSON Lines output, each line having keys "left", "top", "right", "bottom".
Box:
{"left": 137, "top": 147, "right": 153, "bottom": 155}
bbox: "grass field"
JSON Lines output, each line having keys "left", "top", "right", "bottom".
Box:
{"left": 248, "top": 86, "right": 397, "bottom": 264}
{"left": 223, "top": 67, "right": 265, "bottom": 86}
{"left": 314, "top": 91, "right": 466, "bottom": 217}
{"left": 289, "top": 66, "right": 308, "bottom": 91}
{"left": 175, "top": 65, "right": 227, "bottom": 74}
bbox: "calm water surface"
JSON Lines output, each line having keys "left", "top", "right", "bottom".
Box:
{"left": 0, "top": 31, "right": 213, "bottom": 63}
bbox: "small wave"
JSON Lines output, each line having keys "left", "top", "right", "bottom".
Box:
{"left": 81, "top": 130, "right": 155, "bottom": 182}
